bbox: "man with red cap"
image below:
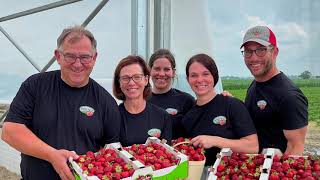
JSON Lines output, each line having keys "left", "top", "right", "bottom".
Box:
{"left": 240, "top": 25, "right": 308, "bottom": 155}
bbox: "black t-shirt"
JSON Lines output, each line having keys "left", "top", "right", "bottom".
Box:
{"left": 182, "top": 94, "right": 256, "bottom": 166}
{"left": 5, "top": 70, "right": 121, "bottom": 180}
{"left": 245, "top": 72, "right": 308, "bottom": 153}
{"left": 148, "top": 88, "right": 195, "bottom": 139}
{"left": 119, "top": 102, "right": 172, "bottom": 147}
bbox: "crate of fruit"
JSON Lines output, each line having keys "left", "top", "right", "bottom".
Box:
{"left": 207, "top": 148, "right": 266, "bottom": 180}
{"left": 122, "top": 137, "right": 189, "bottom": 180}
{"left": 172, "top": 137, "right": 206, "bottom": 180}
{"left": 68, "top": 143, "right": 152, "bottom": 180}
{"left": 259, "top": 148, "right": 320, "bottom": 180}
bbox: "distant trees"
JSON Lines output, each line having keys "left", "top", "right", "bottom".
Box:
{"left": 299, "top": 70, "right": 312, "bottom": 79}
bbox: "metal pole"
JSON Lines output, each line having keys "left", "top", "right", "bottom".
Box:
{"left": 0, "top": 26, "right": 42, "bottom": 72}
{"left": 131, "top": 0, "right": 138, "bottom": 55}
{"left": 0, "top": 111, "right": 9, "bottom": 127}
{"left": 42, "top": 0, "right": 110, "bottom": 72}
{"left": 82, "top": 0, "right": 110, "bottom": 27}
{"left": 0, "top": 0, "right": 83, "bottom": 22}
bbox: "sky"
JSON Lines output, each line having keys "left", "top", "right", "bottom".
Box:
{"left": 207, "top": 0, "right": 320, "bottom": 77}
{"left": 0, "top": 0, "right": 319, "bottom": 101}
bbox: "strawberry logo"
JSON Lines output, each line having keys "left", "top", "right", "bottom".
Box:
{"left": 213, "top": 116, "right": 227, "bottom": 125}
{"left": 257, "top": 100, "right": 267, "bottom": 110}
{"left": 165, "top": 108, "right": 178, "bottom": 115}
{"left": 79, "top": 106, "right": 95, "bottom": 117}
{"left": 147, "top": 128, "right": 161, "bottom": 138}
{"left": 86, "top": 111, "right": 94, "bottom": 116}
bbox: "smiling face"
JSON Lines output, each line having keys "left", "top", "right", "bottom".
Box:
{"left": 55, "top": 35, "right": 97, "bottom": 87}
{"left": 150, "top": 57, "right": 175, "bottom": 93}
{"left": 119, "top": 64, "right": 148, "bottom": 101}
{"left": 243, "top": 41, "right": 278, "bottom": 81}
{"left": 187, "top": 61, "right": 214, "bottom": 97}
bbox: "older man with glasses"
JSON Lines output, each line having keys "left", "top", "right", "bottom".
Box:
{"left": 1, "top": 25, "right": 121, "bottom": 180}
{"left": 240, "top": 25, "right": 308, "bottom": 155}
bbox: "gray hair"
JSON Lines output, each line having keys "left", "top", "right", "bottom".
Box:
{"left": 57, "top": 25, "right": 97, "bottom": 53}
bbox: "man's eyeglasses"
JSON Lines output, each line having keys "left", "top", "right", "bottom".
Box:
{"left": 60, "top": 52, "right": 94, "bottom": 64}
{"left": 119, "top": 74, "right": 145, "bottom": 84}
{"left": 241, "top": 47, "right": 274, "bottom": 58}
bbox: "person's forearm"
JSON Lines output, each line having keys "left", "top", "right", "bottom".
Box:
{"left": 213, "top": 136, "right": 258, "bottom": 153}
{"left": 1, "top": 122, "right": 56, "bottom": 162}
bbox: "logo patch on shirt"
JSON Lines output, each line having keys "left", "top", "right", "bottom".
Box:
{"left": 213, "top": 116, "right": 227, "bottom": 125}
{"left": 147, "top": 128, "right": 161, "bottom": 138}
{"left": 79, "top": 106, "right": 95, "bottom": 117}
{"left": 165, "top": 108, "right": 178, "bottom": 115}
{"left": 257, "top": 100, "right": 267, "bottom": 110}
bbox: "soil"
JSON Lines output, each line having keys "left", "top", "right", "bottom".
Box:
{"left": 0, "top": 166, "right": 20, "bottom": 180}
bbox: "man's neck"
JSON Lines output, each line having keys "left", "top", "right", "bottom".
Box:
{"left": 61, "top": 75, "right": 89, "bottom": 88}
{"left": 255, "top": 67, "right": 280, "bottom": 82}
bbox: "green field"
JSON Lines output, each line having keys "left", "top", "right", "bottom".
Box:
{"left": 222, "top": 78, "right": 320, "bottom": 126}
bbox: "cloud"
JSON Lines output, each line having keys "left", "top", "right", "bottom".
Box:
{"left": 243, "top": 15, "right": 308, "bottom": 44}
{"left": 246, "top": 16, "right": 269, "bottom": 27}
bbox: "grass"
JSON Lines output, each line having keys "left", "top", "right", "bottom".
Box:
{"left": 222, "top": 78, "right": 320, "bottom": 126}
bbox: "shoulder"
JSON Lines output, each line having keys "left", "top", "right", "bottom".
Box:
{"left": 172, "top": 88, "right": 193, "bottom": 97}
{"left": 281, "top": 90, "right": 308, "bottom": 107}
{"left": 246, "top": 80, "right": 256, "bottom": 91}
{"left": 147, "top": 102, "right": 168, "bottom": 115}
{"left": 90, "top": 78, "right": 115, "bottom": 99}
{"left": 216, "top": 95, "right": 246, "bottom": 110}
{"left": 275, "top": 73, "right": 307, "bottom": 103}
{"left": 26, "top": 70, "right": 58, "bottom": 82}
{"left": 118, "top": 103, "right": 125, "bottom": 111}
{"left": 172, "top": 88, "right": 195, "bottom": 102}
{"left": 21, "top": 71, "right": 59, "bottom": 91}
{"left": 271, "top": 73, "right": 298, "bottom": 90}
{"left": 225, "top": 95, "right": 244, "bottom": 105}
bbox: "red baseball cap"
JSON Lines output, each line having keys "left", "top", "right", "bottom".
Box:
{"left": 240, "top": 26, "right": 277, "bottom": 48}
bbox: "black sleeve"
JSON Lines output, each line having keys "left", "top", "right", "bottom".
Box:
{"left": 228, "top": 97, "right": 257, "bottom": 138}
{"left": 279, "top": 91, "right": 308, "bottom": 130}
{"left": 5, "top": 77, "right": 36, "bottom": 126}
{"left": 102, "top": 95, "right": 121, "bottom": 144}
{"left": 161, "top": 113, "right": 172, "bottom": 144}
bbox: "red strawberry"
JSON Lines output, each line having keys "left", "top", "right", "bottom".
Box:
{"left": 146, "top": 146, "right": 154, "bottom": 153}
{"left": 123, "top": 163, "right": 133, "bottom": 171}
{"left": 269, "top": 173, "right": 280, "bottom": 180}
{"left": 137, "top": 148, "right": 145, "bottom": 155}
{"left": 101, "top": 174, "right": 111, "bottom": 180}
{"left": 113, "top": 173, "right": 121, "bottom": 180}
{"left": 113, "top": 164, "right": 123, "bottom": 173}
{"left": 154, "top": 163, "right": 162, "bottom": 170}
{"left": 217, "top": 164, "right": 225, "bottom": 172}
{"left": 121, "top": 171, "right": 130, "bottom": 178}
{"left": 77, "top": 156, "right": 86, "bottom": 163}
{"left": 86, "top": 151, "right": 95, "bottom": 157}
{"left": 246, "top": 159, "right": 256, "bottom": 169}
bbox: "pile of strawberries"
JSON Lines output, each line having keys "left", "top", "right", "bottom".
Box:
{"left": 74, "top": 148, "right": 134, "bottom": 180}
{"left": 123, "top": 142, "right": 179, "bottom": 170}
{"left": 269, "top": 154, "right": 320, "bottom": 180}
{"left": 172, "top": 137, "right": 205, "bottom": 161}
{"left": 215, "top": 152, "right": 265, "bottom": 179}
